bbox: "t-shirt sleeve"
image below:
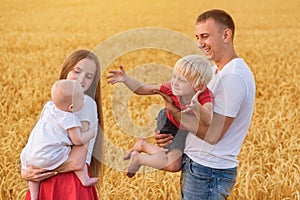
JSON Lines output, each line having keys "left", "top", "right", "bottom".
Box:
{"left": 159, "top": 82, "right": 173, "bottom": 96}
{"left": 198, "top": 88, "right": 214, "bottom": 105}
{"left": 214, "top": 74, "right": 245, "bottom": 117}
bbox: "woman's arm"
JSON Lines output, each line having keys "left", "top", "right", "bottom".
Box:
{"left": 54, "top": 145, "right": 87, "bottom": 173}
{"left": 107, "top": 65, "right": 160, "bottom": 95}
{"left": 21, "top": 166, "right": 57, "bottom": 182}
{"left": 21, "top": 145, "right": 87, "bottom": 181}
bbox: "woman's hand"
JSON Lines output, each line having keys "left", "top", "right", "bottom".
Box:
{"left": 107, "top": 65, "right": 127, "bottom": 84}
{"left": 21, "top": 166, "right": 57, "bottom": 182}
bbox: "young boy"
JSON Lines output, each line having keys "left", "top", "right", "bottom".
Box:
{"left": 20, "top": 80, "right": 98, "bottom": 200}
{"left": 107, "top": 54, "right": 214, "bottom": 177}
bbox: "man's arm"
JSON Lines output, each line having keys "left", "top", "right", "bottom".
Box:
{"left": 168, "top": 104, "right": 234, "bottom": 144}
{"left": 158, "top": 90, "right": 234, "bottom": 144}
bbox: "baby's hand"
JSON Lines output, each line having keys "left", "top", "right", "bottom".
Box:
{"left": 107, "top": 65, "right": 127, "bottom": 84}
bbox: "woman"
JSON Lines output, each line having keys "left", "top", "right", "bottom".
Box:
{"left": 21, "top": 49, "right": 104, "bottom": 200}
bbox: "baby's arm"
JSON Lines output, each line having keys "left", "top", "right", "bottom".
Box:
{"left": 107, "top": 66, "right": 160, "bottom": 95}
{"left": 68, "top": 127, "right": 95, "bottom": 145}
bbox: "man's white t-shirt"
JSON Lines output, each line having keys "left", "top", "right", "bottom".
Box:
{"left": 184, "top": 58, "right": 256, "bottom": 169}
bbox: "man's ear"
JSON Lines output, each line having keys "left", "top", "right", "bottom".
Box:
{"left": 68, "top": 104, "right": 74, "bottom": 112}
{"left": 223, "top": 29, "right": 232, "bottom": 43}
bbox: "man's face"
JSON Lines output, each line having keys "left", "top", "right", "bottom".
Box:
{"left": 195, "top": 18, "right": 225, "bottom": 62}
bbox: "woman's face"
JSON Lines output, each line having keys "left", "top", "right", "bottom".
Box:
{"left": 66, "top": 58, "right": 97, "bottom": 92}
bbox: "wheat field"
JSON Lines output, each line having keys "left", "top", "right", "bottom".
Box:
{"left": 1, "top": 0, "right": 300, "bottom": 199}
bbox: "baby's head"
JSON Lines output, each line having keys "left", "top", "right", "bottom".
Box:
{"left": 51, "top": 80, "right": 84, "bottom": 113}
{"left": 173, "top": 54, "right": 212, "bottom": 92}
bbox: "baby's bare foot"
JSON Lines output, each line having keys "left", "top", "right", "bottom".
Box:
{"left": 124, "top": 138, "right": 146, "bottom": 160}
{"left": 126, "top": 151, "right": 141, "bottom": 178}
{"left": 81, "top": 177, "right": 98, "bottom": 187}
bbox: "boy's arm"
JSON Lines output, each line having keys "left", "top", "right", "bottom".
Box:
{"left": 107, "top": 66, "right": 160, "bottom": 95}
{"left": 68, "top": 127, "right": 95, "bottom": 145}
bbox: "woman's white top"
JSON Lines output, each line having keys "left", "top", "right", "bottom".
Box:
{"left": 75, "top": 95, "right": 98, "bottom": 165}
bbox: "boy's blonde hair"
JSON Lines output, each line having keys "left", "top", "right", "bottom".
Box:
{"left": 174, "top": 55, "right": 213, "bottom": 88}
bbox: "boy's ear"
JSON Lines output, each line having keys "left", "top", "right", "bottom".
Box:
{"left": 194, "top": 83, "right": 204, "bottom": 92}
{"left": 68, "top": 104, "right": 74, "bottom": 112}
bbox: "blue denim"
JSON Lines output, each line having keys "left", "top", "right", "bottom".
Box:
{"left": 180, "top": 154, "right": 237, "bottom": 200}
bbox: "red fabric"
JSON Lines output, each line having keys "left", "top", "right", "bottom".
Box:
{"left": 160, "top": 82, "right": 214, "bottom": 129}
{"left": 25, "top": 169, "right": 98, "bottom": 200}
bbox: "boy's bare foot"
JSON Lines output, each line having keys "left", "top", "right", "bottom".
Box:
{"left": 81, "top": 177, "right": 99, "bottom": 187}
{"left": 126, "top": 151, "right": 141, "bottom": 178}
{"left": 124, "top": 138, "right": 146, "bottom": 160}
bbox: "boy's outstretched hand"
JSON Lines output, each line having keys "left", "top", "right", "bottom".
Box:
{"left": 107, "top": 65, "right": 127, "bottom": 84}
{"left": 182, "top": 90, "right": 202, "bottom": 119}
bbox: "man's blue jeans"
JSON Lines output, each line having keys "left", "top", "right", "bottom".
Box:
{"left": 180, "top": 154, "right": 237, "bottom": 200}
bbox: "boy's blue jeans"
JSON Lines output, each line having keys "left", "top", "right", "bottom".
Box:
{"left": 180, "top": 154, "right": 237, "bottom": 200}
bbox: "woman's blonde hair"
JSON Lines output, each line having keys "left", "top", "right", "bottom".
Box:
{"left": 174, "top": 54, "right": 213, "bottom": 88}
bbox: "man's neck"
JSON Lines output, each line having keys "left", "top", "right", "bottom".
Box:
{"left": 215, "top": 51, "right": 238, "bottom": 72}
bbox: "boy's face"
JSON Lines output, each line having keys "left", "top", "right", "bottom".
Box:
{"left": 171, "top": 71, "right": 195, "bottom": 97}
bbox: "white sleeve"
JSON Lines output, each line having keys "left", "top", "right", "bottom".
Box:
{"left": 214, "top": 74, "right": 246, "bottom": 118}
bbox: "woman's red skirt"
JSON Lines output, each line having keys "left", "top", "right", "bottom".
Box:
{"left": 25, "top": 171, "right": 98, "bottom": 200}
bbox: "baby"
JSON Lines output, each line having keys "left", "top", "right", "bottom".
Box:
{"left": 20, "top": 80, "right": 98, "bottom": 200}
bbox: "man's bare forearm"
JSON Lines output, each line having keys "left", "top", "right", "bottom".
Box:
{"left": 167, "top": 105, "right": 209, "bottom": 140}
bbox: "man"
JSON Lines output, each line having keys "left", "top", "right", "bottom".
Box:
{"left": 155, "top": 9, "right": 256, "bottom": 199}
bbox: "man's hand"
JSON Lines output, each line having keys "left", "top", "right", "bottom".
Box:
{"left": 153, "top": 89, "right": 177, "bottom": 113}
{"left": 154, "top": 89, "right": 181, "bottom": 122}
{"left": 153, "top": 89, "right": 173, "bottom": 103}
{"left": 154, "top": 129, "right": 173, "bottom": 148}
